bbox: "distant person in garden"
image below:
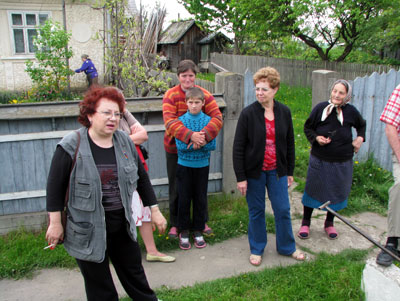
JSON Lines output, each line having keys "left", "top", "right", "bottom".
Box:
{"left": 45, "top": 86, "right": 167, "bottom": 300}
{"left": 162, "top": 59, "right": 223, "bottom": 240}
{"left": 119, "top": 101, "right": 175, "bottom": 263}
{"left": 75, "top": 54, "right": 98, "bottom": 87}
{"left": 175, "top": 87, "right": 216, "bottom": 250}
{"left": 233, "top": 66, "right": 305, "bottom": 266}
{"left": 298, "top": 79, "right": 366, "bottom": 240}
{"left": 376, "top": 84, "right": 400, "bottom": 266}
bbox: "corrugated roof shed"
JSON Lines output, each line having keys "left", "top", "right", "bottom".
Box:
{"left": 158, "top": 20, "right": 195, "bottom": 45}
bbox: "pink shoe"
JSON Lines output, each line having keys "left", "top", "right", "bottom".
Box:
{"left": 179, "top": 232, "right": 191, "bottom": 250}
{"left": 168, "top": 226, "right": 178, "bottom": 239}
{"left": 325, "top": 226, "right": 338, "bottom": 240}
{"left": 193, "top": 231, "right": 207, "bottom": 248}
{"left": 203, "top": 224, "right": 214, "bottom": 237}
{"left": 297, "top": 225, "right": 310, "bottom": 239}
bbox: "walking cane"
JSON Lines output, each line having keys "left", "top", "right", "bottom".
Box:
{"left": 319, "top": 201, "right": 400, "bottom": 262}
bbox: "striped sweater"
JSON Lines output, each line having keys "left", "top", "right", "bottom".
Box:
{"left": 162, "top": 84, "right": 223, "bottom": 154}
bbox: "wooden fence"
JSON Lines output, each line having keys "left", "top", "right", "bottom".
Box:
{"left": 0, "top": 96, "right": 225, "bottom": 217}
{"left": 352, "top": 69, "right": 400, "bottom": 171}
{"left": 211, "top": 53, "right": 400, "bottom": 88}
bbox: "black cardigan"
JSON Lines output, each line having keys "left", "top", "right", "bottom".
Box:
{"left": 233, "top": 100, "right": 295, "bottom": 182}
{"left": 304, "top": 101, "right": 366, "bottom": 162}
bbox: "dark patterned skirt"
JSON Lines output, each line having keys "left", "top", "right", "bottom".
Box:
{"left": 302, "top": 154, "right": 353, "bottom": 211}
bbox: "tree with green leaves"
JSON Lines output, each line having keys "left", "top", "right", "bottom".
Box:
{"left": 99, "top": 0, "right": 169, "bottom": 97}
{"left": 179, "top": 0, "right": 251, "bottom": 54}
{"left": 25, "top": 20, "right": 74, "bottom": 101}
{"left": 180, "top": 0, "right": 398, "bottom": 62}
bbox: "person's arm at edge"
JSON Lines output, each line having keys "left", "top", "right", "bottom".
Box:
{"left": 75, "top": 61, "right": 88, "bottom": 73}
{"left": 386, "top": 123, "right": 400, "bottom": 163}
{"left": 46, "top": 146, "right": 72, "bottom": 246}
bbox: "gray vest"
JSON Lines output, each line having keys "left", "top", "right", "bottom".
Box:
{"left": 59, "top": 127, "right": 139, "bottom": 263}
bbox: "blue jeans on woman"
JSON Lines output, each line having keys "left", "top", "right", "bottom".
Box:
{"left": 246, "top": 169, "right": 296, "bottom": 256}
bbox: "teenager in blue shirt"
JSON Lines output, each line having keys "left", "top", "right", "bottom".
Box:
{"left": 75, "top": 54, "right": 98, "bottom": 87}
{"left": 175, "top": 87, "right": 217, "bottom": 250}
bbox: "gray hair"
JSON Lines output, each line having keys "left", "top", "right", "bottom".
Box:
{"left": 330, "top": 79, "right": 352, "bottom": 105}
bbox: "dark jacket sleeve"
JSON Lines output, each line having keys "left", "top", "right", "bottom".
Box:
{"left": 285, "top": 107, "right": 295, "bottom": 176}
{"left": 232, "top": 110, "right": 249, "bottom": 182}
{"left": 353, "top": 106, "right": 367, "bottom": 141}
{"left": 46, "top": 146, "right": 72, "bottom": 212}
{"left": 304, "top": 104, "right": 323, "bottom": 144}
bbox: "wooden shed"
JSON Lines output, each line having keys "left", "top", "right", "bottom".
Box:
{"left": 198, "top": 32, "right": 232, "bottom": 62}
{"left": 198, "top": 32, "right": 233, "bottom": 72}
{"left": 157, "top": 20, "right": 205, "bottom": 70}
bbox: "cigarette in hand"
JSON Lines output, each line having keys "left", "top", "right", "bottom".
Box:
{"left": 43, "top": 244, "right": 55, "bottom": 250}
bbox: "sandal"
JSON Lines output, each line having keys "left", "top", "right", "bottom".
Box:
{"left": 297, "top": 225, "right": 310, "bottom": 239}
{"left": 325, "top": 226, "right": 338, "bottom": 240}
{"left": 179, "top": 232, "right": 191, "bottom": 250}
{"left": 193, "top": 231, "right": 207, "bottom": 248}
{"left": 168, "top": 226, "right": 178, "bottom": 239}
{"left": 203, "top": 224, "right": 215, "bottom": 237}
{"left": 291, "top": 249, "right": 305, "bottom": 261}
{"left": 249, "top": 254, "right": 262, "bottom": 266}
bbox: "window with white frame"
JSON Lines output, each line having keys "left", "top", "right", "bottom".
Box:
{"left": 8, "top": 11, "right": 50, "bottom": 55}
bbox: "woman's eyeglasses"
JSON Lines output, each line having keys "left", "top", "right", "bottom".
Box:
{"left": 254, "top": 87, "right": 270, "bottom": 93}
{"left": 97, "top": 111, "right": 122, "bottom": 119}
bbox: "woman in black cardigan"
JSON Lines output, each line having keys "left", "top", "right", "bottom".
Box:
{"left": 233, "top": 67, "right": 304, "bottom": 266}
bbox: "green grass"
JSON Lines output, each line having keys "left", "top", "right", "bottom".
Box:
{"left": 121, "top": 249, "right": 367, "bottom": 301}
{"left": 196, "top": 72, "right": 215, "bottom": 82}
{"left": 0, "top": 194, "right": 272, "bottom": 280}
{"left": 0, "top": 228, "right": 76, "bottom": 279}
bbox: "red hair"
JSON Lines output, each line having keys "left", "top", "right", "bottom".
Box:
{"left": 78, "top": 86, "right": 125, "bottom": 127}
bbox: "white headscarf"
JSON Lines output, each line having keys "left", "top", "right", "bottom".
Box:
{"left": 321, "top": 79, "right": 352, "bottom": 125}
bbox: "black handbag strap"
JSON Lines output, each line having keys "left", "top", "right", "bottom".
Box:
{"left": 64, "top": 130, "right": 81, "bottom": 208}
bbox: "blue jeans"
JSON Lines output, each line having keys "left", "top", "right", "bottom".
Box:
{"left": 246, "top": 170, "right": 296, "bottom": 256}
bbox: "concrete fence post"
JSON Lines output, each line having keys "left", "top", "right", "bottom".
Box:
{"left": 215, "top": 72, "right": 244, "bottom": 195}
{"left": 312, "top": 70, "right": 339, "bottom": 109}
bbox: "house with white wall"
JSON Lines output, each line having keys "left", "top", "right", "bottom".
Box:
{"left": 0, "top": 0, "right": 108, "bottom": 91}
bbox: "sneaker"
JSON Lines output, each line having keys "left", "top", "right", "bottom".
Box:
{"left": 179, "top": 231, "right": 191, "bottom": 250}
{"left": 193, "top": 231, "right": 207, "bottom": 248}
{"left": 203, "top": 224, "right": 214, "bottom": 237}
{"left": 376, "top": 243, "right": 399, "bottom": 266}
{"left": 168, "top": 226, "right": 178, "bottom": 239}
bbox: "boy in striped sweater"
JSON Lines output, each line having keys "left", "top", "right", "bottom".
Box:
{"left": 175, "top": 87, "right": 217, "bottom": 250}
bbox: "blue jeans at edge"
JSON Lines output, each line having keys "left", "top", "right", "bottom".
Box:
{"left": 246, "top": 169, "right": 296, "bottom": 256}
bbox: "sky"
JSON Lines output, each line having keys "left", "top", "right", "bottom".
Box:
{"left": 137, "top": 0, "right": 193, "bottom": 27}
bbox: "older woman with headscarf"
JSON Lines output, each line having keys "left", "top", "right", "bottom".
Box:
{"left": 298, "top": 79, "right": 366, "bottom": 240}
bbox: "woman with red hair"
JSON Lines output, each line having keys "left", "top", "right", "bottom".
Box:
{"left": 46, "top": 86, "right": 167, "bottom": 300}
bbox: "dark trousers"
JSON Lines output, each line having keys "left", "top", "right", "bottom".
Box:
{"left": 76, "top": 226, "right": 156, "bottom": 301}
{"left": 87, "top": 75, "right": 98, "bottom": 87}
{"left": 166, "top": 151, "right": 179, "bottom": 227}
{"left": 176, "top": 164, "right": 209, "bottom": 232}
